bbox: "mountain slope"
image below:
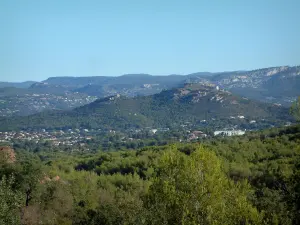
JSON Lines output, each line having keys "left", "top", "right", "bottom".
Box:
{"left": 41, "top": 66, "right": 300, "bottom": 105}
{"left": 43, "top": 74, "right": 189, "bottom": 88}
{"left": 0, "top": 87, "right": 32, "bottom": 97}
{"left": 207, "top": 66, "right": 300, "bottom": 105}
{"left": 0, "top": 81, "right": 36, "bottom": 89}
{"left": 0, "top": 84, "right": 290, "bottom": 131}
{"left": 1, "top": 65, "right": 298, "bottom": 118}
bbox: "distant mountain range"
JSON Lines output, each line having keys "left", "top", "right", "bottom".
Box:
{"left": 0, "top": 83, "right": 291, "bottom": 131}
{"left": 3, "top": 65, "right": 300, "bottom": 98}
{"left": 0, "top": 81, "right": 36, "bottom": 89}
{"left": 0, "top": 65, "right": 299, "bottom": 117}
{"left": 208, "top": 66, "right": 300, "bottom": 105}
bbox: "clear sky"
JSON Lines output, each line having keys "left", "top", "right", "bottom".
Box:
{"left": 0, "top": 0, "right": 299, "bottom": 82}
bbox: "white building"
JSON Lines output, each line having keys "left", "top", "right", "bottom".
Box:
{"left": 150, "top": 129, "right": 158, "bottom": 134}
{"left": 214, "top": 130, "right": 245, "bottom": 136}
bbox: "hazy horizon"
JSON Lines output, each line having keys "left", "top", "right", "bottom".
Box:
{"left": 1, "top": 64, "right": 300, "bottom": 83}
{"left": 1, "top": 0, "right": 300, "bottom": 82}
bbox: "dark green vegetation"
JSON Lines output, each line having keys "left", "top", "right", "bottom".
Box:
{"left": 0, "top": 84, "right": 290, "bottom": 131}
{"left": 1, "top": 125, "right": 300, "bottom": 224}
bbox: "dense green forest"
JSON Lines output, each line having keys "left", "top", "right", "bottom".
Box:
{"left": 1, "top": 123, "right": 300, "bottom": 225}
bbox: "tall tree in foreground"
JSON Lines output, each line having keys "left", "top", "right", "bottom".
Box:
{"left": 0, "top": 175, "right": 23, "bottom": 225}
{"left": 290, "top": 96, "right": 300, "bottom": 122}
{"left": 142, "top": 145, "right": 263, "bottom": 225}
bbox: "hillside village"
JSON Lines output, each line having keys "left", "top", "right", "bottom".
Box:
{"left": 0, "top": 93, "right": 97, "bottom": 116}
{"left": 0, "top": 116, "right": 279, "bottom": 148}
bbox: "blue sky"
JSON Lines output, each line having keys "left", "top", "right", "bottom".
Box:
{"left": 0, "top": 0, "right": 299, "bottom": 82}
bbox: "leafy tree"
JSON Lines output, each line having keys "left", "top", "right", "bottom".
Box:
{"left": 18, "top": 161, "right": 43, "bottom": 207}
{"left": 22, "top": 181, "right": 73, "bottom": 225}
{"left": 0, "top": 175, "right": 23, "bottom": 225}
{"left": 143, "top": 145, "right": 262, "bottom": 225}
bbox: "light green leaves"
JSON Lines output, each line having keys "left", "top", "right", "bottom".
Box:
{"left": 144, "top": 146, "right": 263, "bottom": 225}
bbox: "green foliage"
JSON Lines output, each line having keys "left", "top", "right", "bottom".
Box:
{"left": 0, "top": 125, "right": 300, "bottom": 224}
{"left": 21, "top": 180, "right": 73, "bottom": 225}
{"left": 143, "top": 146, "right": 262, "bottom": 225}
{"left": 202, "top": 125, "right": 300, "bottom": 224}
{"left": 0, "top": 175, "right": 23, "bottom": 225}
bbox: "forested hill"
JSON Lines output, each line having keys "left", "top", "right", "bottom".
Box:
{"left": 0, "top": 83, "right": 291, "bottom": 131}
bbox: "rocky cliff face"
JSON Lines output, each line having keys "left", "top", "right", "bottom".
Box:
{"left": 189, "top": 66, "right": 300, "bottom": 105}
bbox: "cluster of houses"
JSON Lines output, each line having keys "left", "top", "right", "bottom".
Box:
{"left": 0, "top": 120, "right": 252, "bottom": 149}
{"left": 0, "top": 93, "right": 97, "bottom": 117}
{"left": 0, "top": 129, "right": 91, "bottom": 146}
